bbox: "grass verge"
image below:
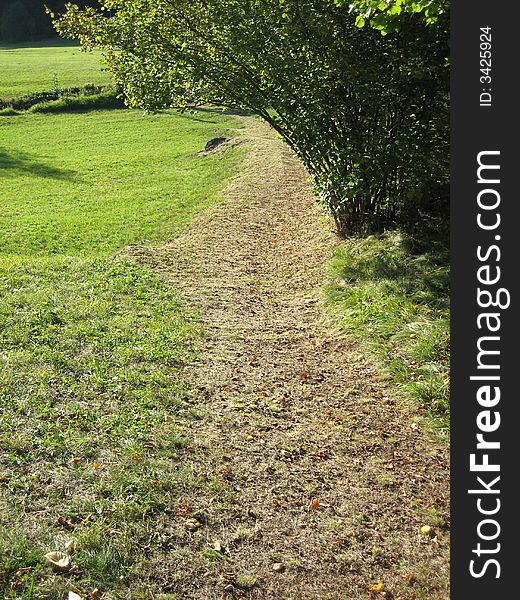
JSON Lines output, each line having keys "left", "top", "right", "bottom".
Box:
{"left": 324, "top": 231, "right": 450, "bottom": 429}
{"left": 0, "top": 108, "right": 244, "bottom": 596}
{"left": 27, "top": 89, "right": 123, "bottom": 113}
{"left": 0, "top": 85, "right": 121, "bottom": 112}
{"left": 0, "top": 257, "right": 198, "bottom": 597}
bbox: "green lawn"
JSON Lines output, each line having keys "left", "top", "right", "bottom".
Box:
{"left": 0, "top": 39, "right": 110, "bottom": 100}
{"left": 0, "top": 107, "right": 243, "bottom": 597}
{"left": 1, "top": 110, "right": 240, "bottom": 255}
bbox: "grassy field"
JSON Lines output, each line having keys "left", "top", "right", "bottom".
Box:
{"left": 324, "top": 232, "right": 450, "bottom": 429}
{"left": 0, "top": 39, "right": 450, "bottom": 598}
{"left": 0, "top": 39, "right": 110, "bottom": 100}
{"left": 1, "top": 110, "right": 240, "bottom": 255}
{"left": 0, "top": 256, "right": 200, "bottom": 598}
{"left": 0, "top": 97, "right": 243, "bottom": 595}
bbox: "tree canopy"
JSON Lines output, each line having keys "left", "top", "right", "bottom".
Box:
{"left": 54, "top": 0, "right": 448, "bottom": 236}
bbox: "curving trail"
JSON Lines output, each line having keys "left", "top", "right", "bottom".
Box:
{"left": 126, "top": 117, "right": 449, "bottom": 599}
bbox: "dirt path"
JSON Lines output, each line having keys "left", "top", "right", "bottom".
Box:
{"left": 127, "top": 117, "right": 449, "bottom": 599}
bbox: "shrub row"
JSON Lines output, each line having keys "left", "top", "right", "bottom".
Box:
{"left": 0, "top": 84, "right": 120, "bottom": 109}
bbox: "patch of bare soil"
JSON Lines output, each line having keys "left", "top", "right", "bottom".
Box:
{"left": 125, "top": 117, "right": 449, "bottom": 599}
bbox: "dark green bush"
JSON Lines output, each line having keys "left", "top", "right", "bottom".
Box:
{"left": 0, "top": 1, "right": 99, "bottom": 43}
{"left": 28, "top": 89, "right": 124, "bottom": 113}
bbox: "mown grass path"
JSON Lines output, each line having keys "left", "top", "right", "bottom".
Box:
{"left": 127, "top": 117, "right": 450, "bottom": 599}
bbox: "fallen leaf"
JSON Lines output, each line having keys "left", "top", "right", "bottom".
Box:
{"left": 58, "top": 516, "right": 74, "bottom": 530}
{"left": 69, "top": 586, "right": 84, "bottom": 594}
{"left": 185, "top": 518, "right": 202, "bottom": 531}
{"left": 92, "top": 462, "right": 103, "bottom": 470}
{"left": 177, "top": 502, "right": 191, "bottom": 516}
{"left": 420, "top": 525, "right": 433, "bottom": 536}
{"left": 368, "top": 581, "right": 385, "bottom": 592}
{"left": 10, "top": 580, "right": 24, "bottom": 590}
{"left": 272, "top": 562, "right": 285, "bottom": 573}
{"left": 310, "top": 498, "right": 320, "bottom": 510}
{"left": 44, "top": 551, "right": 71, "bottom": 573}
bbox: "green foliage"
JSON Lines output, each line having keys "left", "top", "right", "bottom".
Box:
{"left": 54, "top": 0, "right": 449, "bottom": 236}
{"left": 335, "top": 0, "right": 449, "bottom": 34}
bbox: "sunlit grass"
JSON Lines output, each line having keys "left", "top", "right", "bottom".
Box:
{"left": 1, "top": 109, "right": 241, "bottom": 255}
{"left": 0, "top": 106, "right": 243, "bottom": 596}
{"left": 0, "top": 39, "right": 110, "bottom": 100}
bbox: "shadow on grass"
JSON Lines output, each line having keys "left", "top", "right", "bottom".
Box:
{"left": 336, "top": 233, "right": 450, "bottom": 312}
{"left": 167, "top": 106, "right": 253, "bottom": 125}
{"left": 0, "top": 38, "right": 79, "bottom": 51}
{"left": 0, "top": 149, "right": 78, "bottom": 180}
{"left": 325, "top": 229, "right": 450, "bottom": 428}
